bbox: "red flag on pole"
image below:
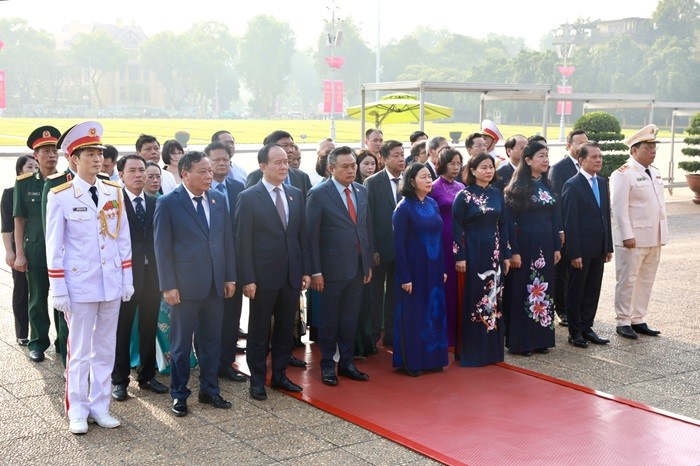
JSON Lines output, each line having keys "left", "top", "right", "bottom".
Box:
{"left": 556, "top": 85, "right": 572, "bottom": 115}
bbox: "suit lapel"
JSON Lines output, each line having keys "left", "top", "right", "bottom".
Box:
{"left": 578, "top": 173, "right": 600, "bottom": 211}
{"left": 175, "top": 186, "right": 208, "bottom": 236}
{"left": 326, "top": 181, "right": 354, "bottom": 224}
{"left": 256, "top": 182, "right": 286, "bottom": 231}
{"left": 381, "top": 169, "right": 396, "bottom": 208}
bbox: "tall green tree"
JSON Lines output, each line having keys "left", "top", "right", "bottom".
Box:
{"left": 240, "top": 15, "right": 295, "bottom": 116}
{"left": 69, "top": 29, "right": 128, "bottom": 109}
{"left": 652, "top": 0, "right": 699, "bottom": 40}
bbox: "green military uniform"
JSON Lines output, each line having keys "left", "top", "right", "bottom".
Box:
{"left": 14, "top": 170, "right": 52, "bottom": 353}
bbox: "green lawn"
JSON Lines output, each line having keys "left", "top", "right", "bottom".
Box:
{"left": 0, "top": 118, "right": 675, "bottom": 147}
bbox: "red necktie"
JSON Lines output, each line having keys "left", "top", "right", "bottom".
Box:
{"left": 345, "top": 187, "right": 357, "bottom": 224}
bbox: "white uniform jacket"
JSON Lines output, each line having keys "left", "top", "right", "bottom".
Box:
{"left": 610, "top": 157, "right": 668, "bottom": 248}
{"left": 45, "top": 177, "right": 133, "bottom": 302}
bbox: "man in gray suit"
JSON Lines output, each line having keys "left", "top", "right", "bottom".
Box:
{"left": 306, "top": 146, "right": 373, "bottom": 386}
{"left": 364, "top": 140, "right": 405, "bottom": 348}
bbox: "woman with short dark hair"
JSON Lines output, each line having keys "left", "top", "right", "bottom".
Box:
{"left": 392, "top": 163, "right": 448, "bottom": 376}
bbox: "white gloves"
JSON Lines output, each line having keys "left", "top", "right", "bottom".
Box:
{"left": 53, "top": 295, "right": 71, "bottom": 313}
{"left": 122, "top": 284, "right": 135, "bottom": 302}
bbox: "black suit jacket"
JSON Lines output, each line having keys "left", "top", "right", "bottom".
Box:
{"left": 494, "top": 162, "right": 515, "bottom": 191}
{"left": 234, "top": 181, "right": 310, "bottom": 291}
{"left": 562, "top": 173, "right": 613, "bottom": 260}
{"left": 550, "top": 156, "right": 578, "bottom": 196}
{"left": 306, "top": 180, "right": 373, "bottom": 281}
{"left": 219, "top": 178, "right": 245, "bottom": 229}
{"left": 123, "top": 189, "right": 158, "bottom": 300}
{"left": 364, "top": 169, "right": 398, "bottom": 262}
{"left": 245, "top": 167, "right": 311, "bottom": 199}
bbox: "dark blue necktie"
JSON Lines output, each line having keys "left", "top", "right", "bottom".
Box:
{"left": 194, "top": 196, "right": 208, "bottom": 232}
{"left": 89, "top": 186, "right": 98, "bottom": 206}
{"left": 133, "top": 196, "right": 146, "bottom": 231}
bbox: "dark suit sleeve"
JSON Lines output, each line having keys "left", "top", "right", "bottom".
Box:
{"left": 245, "top": 170, "right": 262, "bottom": 189}
{"left": 223, "top": 202, "right": 237, "bottom": 283}
{"left": 298, "top": 194, "right": 311, "bottom": 277}
{"left": 562, "top": 179, "right": 581, "bottom": 259}
{"left": 153, "top": 196, "right": 176, "bottom": 292}
{"left": 364, "top": 176, "right": 379, "bottom": 255}
{"left": 234, "top": 192, "right": 255, "bottom": 286}
{"left": 602, "top": 179, "right": 614, "bottom": 254}
{"left": 305, "top": 188, "right": 323, "bottom": 275}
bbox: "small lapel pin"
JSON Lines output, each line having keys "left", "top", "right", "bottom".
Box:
{"left": 288, "top": 196, "right": 293, "bottom": 201}
{"left": 212, "top": 199, "right": 216, "bottom": 205}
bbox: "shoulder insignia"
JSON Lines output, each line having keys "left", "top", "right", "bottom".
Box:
{"left": 617, "top": 165, "right": 629, "bottom": 173}
{"left": 103, "top": 180, "right": 120, "bottom": 188}
{"left": 50, "top": 181, "right": 73, "bottom": 194}
{"left": 47, "top": 172, "right": 66, "bottom": 180}
{"left": 16, "top": 172, "right": 33, "bottom": 181}
{"left": 97, "top": 172, "right": 110, "bottom": 180}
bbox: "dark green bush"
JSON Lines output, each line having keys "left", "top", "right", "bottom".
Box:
{"left": 573, "top": 111, "right": 628, "bottom": 179}
{"left": 679, "top": 112, "right": 700, "bottom": 173}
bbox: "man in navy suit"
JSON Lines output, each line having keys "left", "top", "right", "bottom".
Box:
{"left": 562, "top": 142, "right": 613, "bottom": 348}
{"left": 205, "top": 141, "right": 247, "bottom": 383}
{"left": 493, "top": 134, "right": 526, "bottom": 191}
{"left": 154, "top": 151, "right": 237, "bottom": 416}
{"left": 550, "top": 129, "right": 589, "bottom": 327}
{"left": 235, "top": 143, "right": 311, "bottom": 401}
{"left": 364, "top": 140, "right": 405, "bottom": 348}
{"left": 112, "top": 155, "right": 168, "bottom": 401}
{"left": 307, "top": 146, "right": 373, "bottom": 386}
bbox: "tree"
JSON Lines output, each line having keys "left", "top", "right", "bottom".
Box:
{"left": 69, "top": 29, "right": 128, "bottom": 109}
{"left": 239, "top": 15, "right": 295, "bottom": 116}
{"left": 573, "top": 112, "right": 628, "bottom": 178}
{"left": 139, "top": 32, "right": 191, "bottom": 109}
{"left": 652, "top": 0, "right": 699, "bottom": 41}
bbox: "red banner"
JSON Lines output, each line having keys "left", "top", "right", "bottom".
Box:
{"left": 323, "top": 80, "right": 344, "bottom": 113}
{"left": 0, "top": 71, "right": 5, "bottom": 109}
{"left": 556, "top": 85, "right": 572, "bottom": 116}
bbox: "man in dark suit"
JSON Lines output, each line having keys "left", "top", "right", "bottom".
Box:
{"left": 235, "top": 143, "right": 311, "bottom": 401}
{"left": 425, "top": 136, "right": 449, "bottom": 180}
{"left": 307, "top": 146, "right": 373, "bottom": 386}
{"left": 364, "top": 140, "right": 405, "bottom": 348}
{"left": 493, "top": 134, "right": 527, "bottom": 191}
{"left": 562, "top": 142, "right": 613, "bottom": 348}
{"left": 245, "top": 130, "right": 312, "bottom": 199}
{"left": 112, "top": 155, "right": 168, "bottom": 401}
{"left": 154, "top": 151, "right": 237, "bottom": 417}
{"left": 549, "top": 129, "right": 588, "bottom": 327}
{"left": 204, "top": 141, "right": 247, "bottom": 383}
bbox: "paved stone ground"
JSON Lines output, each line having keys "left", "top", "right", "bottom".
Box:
{"left": 0, "top": 189, "right": 697, "bottom": 465}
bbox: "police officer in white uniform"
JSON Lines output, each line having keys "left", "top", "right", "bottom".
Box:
{"left": 610, "top": 124, "right": 667, "bottom": 340}
{"left": 45, "top": 122, "right": 134, "bottom": 434}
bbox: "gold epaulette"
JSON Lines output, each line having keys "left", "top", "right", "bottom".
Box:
{"left": 47, "top": 172, "right": 67, "bottom": 180}
{"left": 97, "top": 172, "right": 110, "bottom": 180}
{"left": 103, "top": 180, "right": 120, "bottom": 188}
{"left": 16, "top": 172, "right": 33, "bottom": 181}
{"left": 50, "top": 181, "right": 73, "bottom": 194}
{"left": 617, "top": 165, "right": 629, "bottom": 173}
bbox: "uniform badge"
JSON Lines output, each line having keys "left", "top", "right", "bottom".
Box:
{"left": 73, "top": 207, "right": 88, "bottom": 211}
{"left": 636, "top": 177, "right": 647, "bottom": 181}
{"left": 42, "top": 130, "right": 50, "bottom": 138}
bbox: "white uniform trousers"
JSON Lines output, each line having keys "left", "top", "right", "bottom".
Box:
{"left": 613, "top": 245, "right": 661, "bottom": 327}
{"left": 64, "top": 299, "right": 121, "bottom": 420}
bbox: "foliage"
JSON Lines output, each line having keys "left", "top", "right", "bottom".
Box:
{"left": 652, "top": 0, "right": 699, "bottom": 41}
{"left": 679, "top": 112, "right": 700, "bottom": 173}
{"left": 573, "top": 112, "right": 628, "bottom": 178}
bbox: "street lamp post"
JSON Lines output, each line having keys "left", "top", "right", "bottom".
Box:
{"left": 556, "top": 24, "right": 577, "bottom": 142}
{"left": 326, "top": 1, "right": 342, "bottom": 141}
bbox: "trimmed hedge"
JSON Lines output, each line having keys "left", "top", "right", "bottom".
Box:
{"left": 679, "top": 112, "right": 700, "bottom": 173}
{"left": 573, "top": 111, "right": 628, "bottom": 179}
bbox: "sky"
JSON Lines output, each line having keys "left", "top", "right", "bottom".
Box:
{"left": 2, "top": 0, "right": 662, "bottom": 50}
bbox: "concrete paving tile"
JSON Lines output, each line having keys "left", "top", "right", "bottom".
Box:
{"left": 0, "top": 413, "right": 53, "bottom": 442}
{"left": 187, "top": 441, "right": 279, "bottom": 465}
{"left": 0, "top": 396, "right": 35, "bottom": 421}
{"left": 4, "top": 375, "right": 65, "bottom": 398}
{"left": 404, "top": 456, "right": 447, "bottom": 466}
{"left": 20, "top": 393, "right": 68, "bottom": 429}
{"left": 632, "top": 370, "right": 700, "bottom": 398}
{"left": 303, "top": 419, "right": 381, "bottom": 447}
{"left": 0, "top": 363, "right": 57, "bottom": 384}
{"left": 273, "top": 402, "right": 338, "bottom": 427}
{"left": 280, "top": 448, "right": 373, "bottom": 466}
{"left": 216, "top": 412, "right": 296, "bottom": 440}
{"left": 78, "top": 440, "right": 173, "bottom": 465}
{"left": 154, "top": 424, "right": 236, "bottom": 454}
{"left": 342, "top": 438, "right": 429, "bottom": 466}
{"left": 245, "top": 429, "right": 335, "bottom": 461}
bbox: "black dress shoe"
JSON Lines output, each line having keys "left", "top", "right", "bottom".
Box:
{"left": 17, "top": 338, "right": 29, "bottom": 346}
{"left": 631, "top": 323, "right": 661, "bottom": 336}
{"left": 616, "top": 325, "right": 638, "bottom": 340}
{"left": 235, "top": 345, "right": 246, "bottom": 354}
{"left": 510, "top": 350, "right": 533, "bottom": 357}
{"left": 29, "top": 350, "right": 44, "bottom": 362}
{"left": 218, "top": 366, "right": 247, "bottom": 383}
{"left": 172, "top": 398, "right": 188, "bottom": 417}
{"left": 568, "top": 335, "right": 589, "bottom": 348}
{"left": 112, "top": 383, "right": 128, "bottom": 401}
{"left": 321, "top": 369, "right": 338, "bottom": 386}
{"left": 338, "top": 363, "right": 369, "bottom": 381}
{"left": 558, "top": 314, "right": 569, "bottom": 327}
{"left": 288, "top": 355, "right": 307, "bottom": 368}
{"left": 402, "top": 367, "right": 423, "bottom": 377}
{"left": 271, "top": 377, "right": 303, "bottom": 393}
{"left": 238, "top": 328, "right": 247, "bottom": 339}
{"left": 582, "top": 330, "right": 610, "bottom": 345}
{"left": 198, "top": 393, "right": 232, "bottom": 409}
{"left": 249, "top": 385, "right": 267, "bottom": 401}
{"left": 534, "top": 348, "right": 550, "bottom": 354}
{"left": 139, "top": 378, "right": 169, "bottom": 394}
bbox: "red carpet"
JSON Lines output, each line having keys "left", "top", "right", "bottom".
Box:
{"left": 236, "top": 345, "right": 700, "bottom": 465}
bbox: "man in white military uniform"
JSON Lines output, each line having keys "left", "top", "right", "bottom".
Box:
{"left": 45, "top": 122, "right": 134, "bottom": 434}
{"left": 481, "top": 119, "right": 505, "bottom": 165}
{"left": 610, "top": 124, "right": 667, "bottom": 340}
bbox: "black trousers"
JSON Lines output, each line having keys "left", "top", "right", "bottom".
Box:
{"left": 246, "top": 284, "right": 298, "bottom": 388}
{"left": 369, "top": 259, "right": 395, "bottom": 346}
{"left": 11, "top": 267, "right": 29, "bottom": 339}
{"left": 554, "top": 251, "right": 569, "bottom": 318}
{"left": 219, "top": 286, "right": 243, "bottom": 371}
{"left": 566, "top": 255, "right": 605, "bottom": 337}
{"left": 112, "top": 264, "right": 161, "bottom": 385}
